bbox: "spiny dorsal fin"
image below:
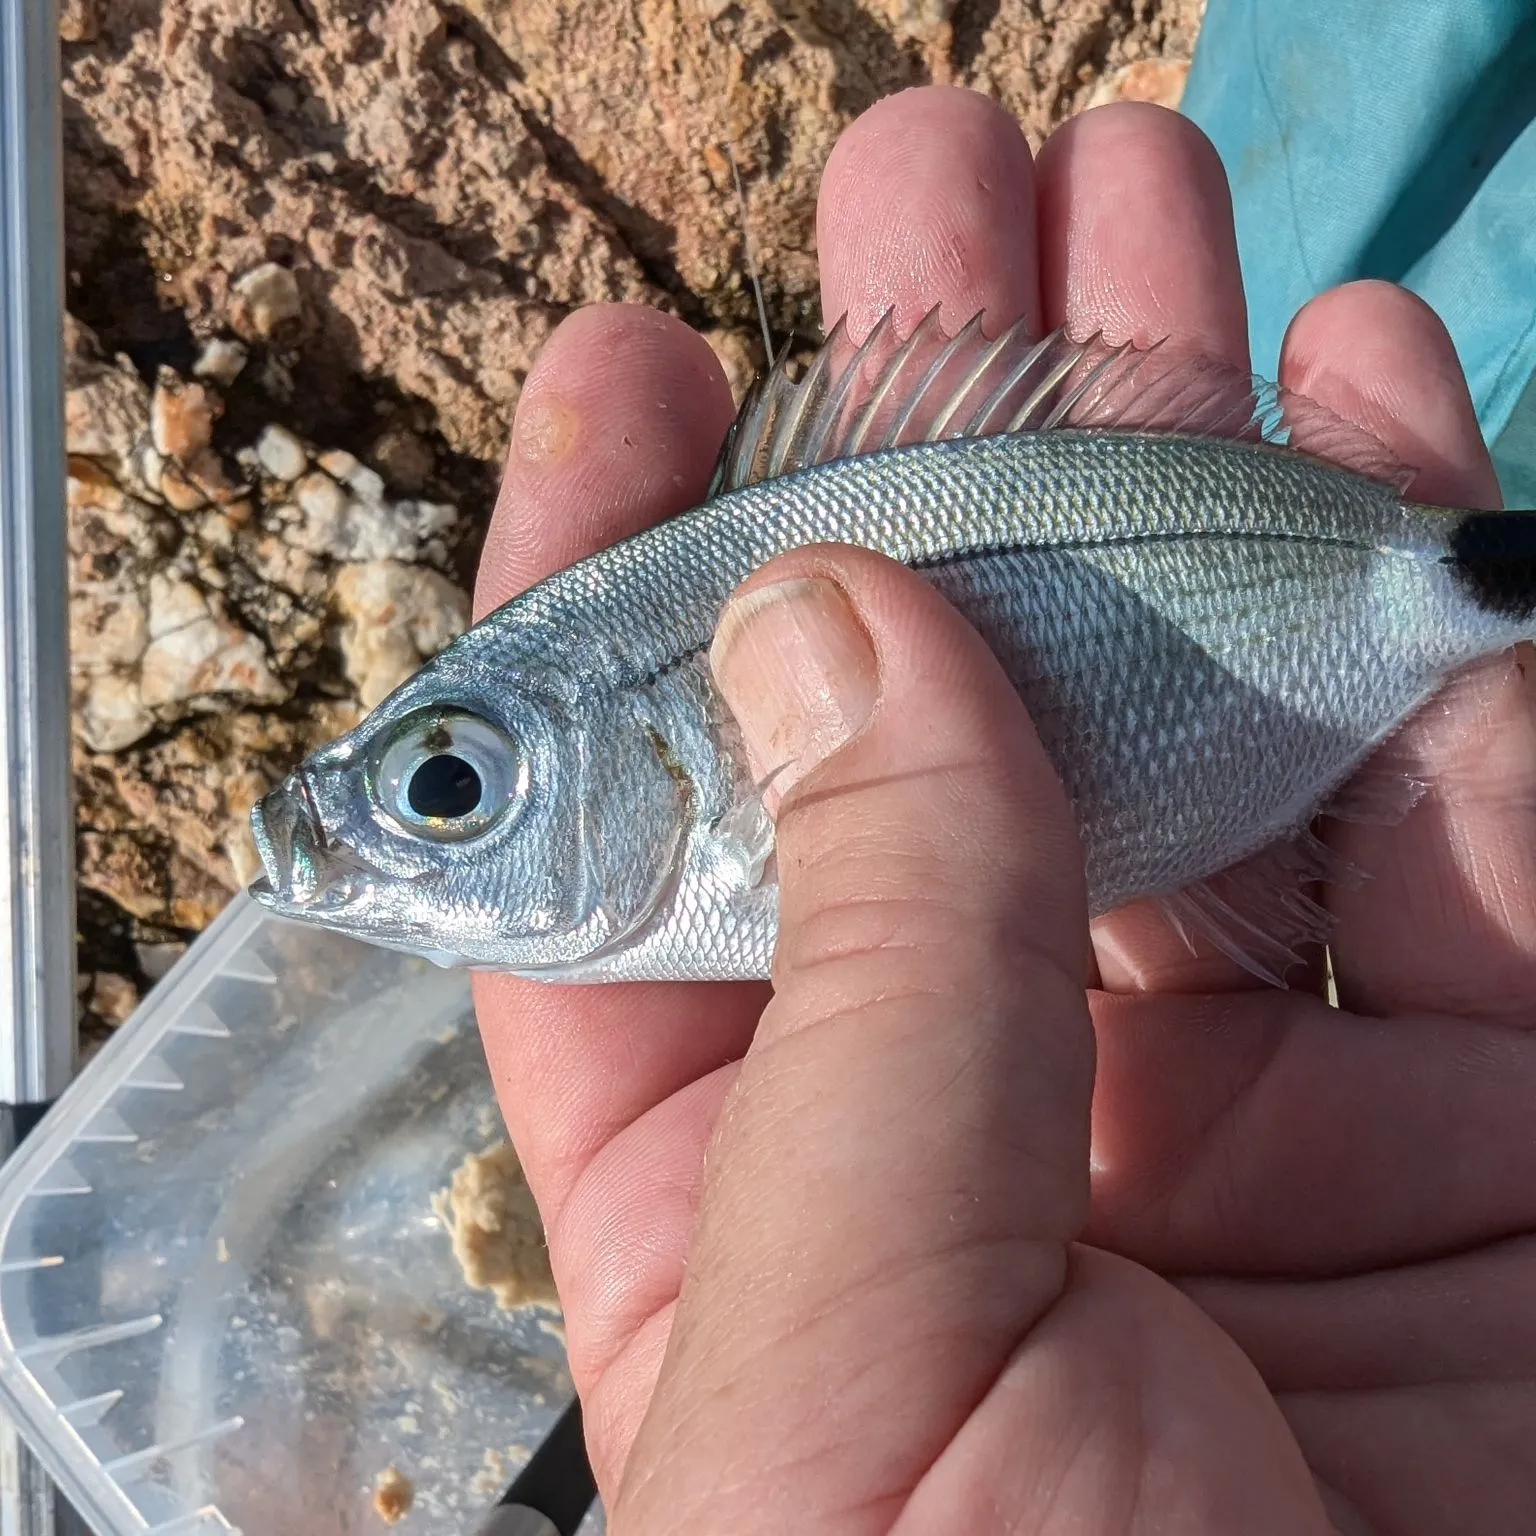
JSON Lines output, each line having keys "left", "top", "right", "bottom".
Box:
{"left": 707, "top": 308, "right": 1415, "bottom": 496}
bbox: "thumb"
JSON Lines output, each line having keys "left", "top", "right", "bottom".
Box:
{"left": 614, "top": 545, "right": 1097, "bottom": 1529}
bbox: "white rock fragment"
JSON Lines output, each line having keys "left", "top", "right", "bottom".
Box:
{"left": 76, "top": 675, "right": 154, "bottom": 754}
{"left": 256, "top": 424, "right": 308, "bottom": 483}
{"left": 59, "top": 0, "right": 101, "bottom": 44}
{"left": 279, "top": 468, "right": 457, "bottom": 563}
{"left": 197, "top": 508, "right": 235, "bottom": 549}
{"left": 146, "top": 571, "right": 213, "bottom": 638}
{"left": 71, "top": 584, "right": 149, "bottom": 672}
{"left": 70, "top": 564, "right": 155, "bottom": 751}
{"left": 333, "top": 561, "right": 470, "bottom": 708}
{"left": 193, "top": 337, "right": 249, "bottom": 387}
{"left": 151, "top": 375, "right": 219, "bottom": 460}
{"left": 66, "top": 464, "right": 167, "bottom": 560}
{"left": 338, "top": 497, "right": 456, "bottom": 562}
{"left": 1086, "top": 58, "right": 1191, "bottom": 112}
{"left": 290, "top": 471, "right": 350, "bottom": 554}
{"left": 183, "top": 446, "right": 244, "bottom": 505}
{"left": 65, "top": 362, "right": 151, "bottom": 482}
{"left": 139, "top": 572, "right": 284, "bottom": 709}
{"left": 232, "top": 262, "right": 302, "bottom": 339}
{"left": 249, "top": 527, "right": 324, "bottom": 597}
{"left": 295, "top": 470, "right": 348, "bottom": 523}
{"left": 137, "top": 446, "right": 166, "bottom": 495}
{"left": 158, "top": 463, "right": 207, "bottom": 513}
{"left": 345, "top": 463, "right": 387, "bottom": 507}
{"left": 317, "top": 448, "right": 359, "bottom": 481}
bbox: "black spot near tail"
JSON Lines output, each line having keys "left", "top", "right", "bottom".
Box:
{"left": 1448, "top": 512, "right": 1536, "bottom": 620}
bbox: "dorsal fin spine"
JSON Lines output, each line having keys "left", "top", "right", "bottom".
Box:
{"left": 706, "top": 306, "right": 1416, "bottom": 498}
{"left": 1003, "top": 340, "right": 1092, "bottom": 433}
{"left": 879, "top": 312, "right": 986, "bottom": 451}
{"left": 929, "top": 313, "right": 1033, "bottom": 441}
{"left": 840, "top": 304, "right": 944, "bottom": 458}
{"left": 961, "top": 330, "right": 1055, "bottom": 436}
{"left": 765, "top": 315, "right": 844, "bottom": 478}
{"left": 1040, "top": 340, "right": 1133, "bottom": 430}
{"left": 801, "top": 308, "right": 894, "bottom": 469}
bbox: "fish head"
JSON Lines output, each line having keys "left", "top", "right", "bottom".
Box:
{"left": 248, "top": 617, "right": 693, "bottom": 971}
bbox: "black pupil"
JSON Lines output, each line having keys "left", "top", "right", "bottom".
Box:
{"left": 407, "top": 754, "right": 482, "bottom": 820}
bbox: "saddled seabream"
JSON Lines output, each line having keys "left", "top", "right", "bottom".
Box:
{"left": 248, "top": 313, "right": 1536, "bottom": 983}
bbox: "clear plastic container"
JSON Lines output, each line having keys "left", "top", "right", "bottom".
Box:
{"left": 0, "top": 896, "right": 594, "bottom": 1534}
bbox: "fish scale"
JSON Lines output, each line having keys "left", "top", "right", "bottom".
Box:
{"left": 247, "top": 320, "right": 1536, "bottom": 984}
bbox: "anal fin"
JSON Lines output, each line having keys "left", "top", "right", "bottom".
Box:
{"left": 1153, "top": 831, "right": 1361, "bottom": 988}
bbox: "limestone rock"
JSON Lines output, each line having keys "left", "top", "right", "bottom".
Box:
{"left": 334, "top": 560, "right": 471, "bottom": 708}
{"left": 151, "top": 373, "right": 220, "bottom": 461}
{"left": 256, "top": 424, "right": 308, "bottom": 483}
{"left": 231, "top": 263, "right": 303, "bottom": 340}
{"left": 59, "top": 0, "right": 100, "bottom": 45}
{"left": 65, "top": 352, "right": 151, "bottom": 487}
{"left": 193, "top": 338, "right": 249, "bottom": 387}
{"left": 139, "top": 573, "right": 285, "bottom": 711}
{"left": 1087, "top": 57, "right": 1192, "bottom": 111}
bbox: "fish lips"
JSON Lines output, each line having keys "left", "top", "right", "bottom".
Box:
{"left": 248, "top": 774, "right": 371, "bottom": 917}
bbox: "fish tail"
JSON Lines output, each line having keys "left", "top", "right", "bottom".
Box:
{"left": 1447, "top": 509, "right": 1536, "bottom": 622}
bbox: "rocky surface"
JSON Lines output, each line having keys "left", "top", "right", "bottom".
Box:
{"left": 63, "top": 0, "right": 1201, "bottom": 1042}
{"left": 66, "top": 315, "right": 469, "bottom": 1048}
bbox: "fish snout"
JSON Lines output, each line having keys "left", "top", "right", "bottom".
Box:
{"left": 248, "top": 773, "right": 328, "bottom": 908}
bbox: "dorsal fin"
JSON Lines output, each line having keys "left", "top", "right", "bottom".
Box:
{"left": 707, "top": 308, "right": 1415, "bottom": 496}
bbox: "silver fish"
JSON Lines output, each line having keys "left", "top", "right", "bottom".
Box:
{"left": 248, "top": 313, "right": 1534, "bottom": 983}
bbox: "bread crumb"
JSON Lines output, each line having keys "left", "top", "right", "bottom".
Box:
{"left": 372, "top": 1465, "right": 412, "bottom": 1524}
{"left": 432, "top": 1142, "right": 558, "bottom": 1309}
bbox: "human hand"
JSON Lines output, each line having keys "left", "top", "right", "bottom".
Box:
{"left": 473, "top": 89, "right": 1536, "bottom": 1533}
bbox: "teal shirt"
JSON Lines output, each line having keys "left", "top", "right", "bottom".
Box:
{"left": 1181, "top": 0, "right": 1536, "bottom": 504}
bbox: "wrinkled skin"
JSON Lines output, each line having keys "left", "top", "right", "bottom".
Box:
{"left": 475, "top": 92, "right": 1536, "bottom": 1533}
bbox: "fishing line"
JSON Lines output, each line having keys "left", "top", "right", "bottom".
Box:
{"left": 725, "top": 141, "right": 774, "bottom": 363}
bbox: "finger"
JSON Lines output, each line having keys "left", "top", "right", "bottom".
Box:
{"left": 1036, "top": 102, "right": 1248, "bottom": 362}
{"left": 1181, "top": 1240, "right": 1536, "bottom": 1531}
{"left": 817, "top": 84, "right": 1041, "bottom": 339}
{"left": 474, "top": 304, "right": 736, "bottom": 615}
{"left": 1278, "top": 281, "right": 1536, "bottom": 1024}
{"left": 615, "top": 544, "right": 1093, "bottom": 1527}
{"left": 550, "top": 1063, "right": 738, "bottom": 1494}
{"left": 470, "top": 305, "right": 767, "bottom": 1248}
{"left": 1281, "top": 281, "right": 1501, "bottom": 512}
{"left": 1084, "top": 987, "right": 1536, "bottom": 1275}
{"left": 616, "top": 548, "right": 1323, "bottom": 1533}
{"left": 1037, "top": 102, "right": 1278, "bottom": 993}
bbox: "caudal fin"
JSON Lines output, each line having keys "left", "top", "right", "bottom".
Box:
{"left": 1448, "top": 510, "right": 1536, "bottom": 621}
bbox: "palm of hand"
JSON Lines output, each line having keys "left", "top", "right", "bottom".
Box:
{"left": 473, "top": 91, "right": 1536, "bottom": 1533}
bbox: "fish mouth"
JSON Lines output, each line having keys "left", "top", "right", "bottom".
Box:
{"left": 248, "top": 772, "right": 367, "bottom": 918}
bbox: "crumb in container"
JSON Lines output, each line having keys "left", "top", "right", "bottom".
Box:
{"left": 432, "top": 1141, "right": 559, "bottom": 1309}
{"left": 372, "top": 1465, "right": 413, "bottom": 1524}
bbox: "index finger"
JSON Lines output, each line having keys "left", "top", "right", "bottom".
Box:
{"left": 471, "top": 305, "right": 765, "bottom": 1232}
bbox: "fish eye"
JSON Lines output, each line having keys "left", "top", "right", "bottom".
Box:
{"left": 374, "top": 711, "right": 525, "bottom": 841}
{"left": 407, "top": 754, "right": 482, "bottom": 820}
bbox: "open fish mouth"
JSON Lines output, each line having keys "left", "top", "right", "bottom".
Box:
{"left": 248, "top": 773, "right": 366, "bottom": 916}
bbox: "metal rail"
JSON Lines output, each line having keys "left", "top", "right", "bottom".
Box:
{"left": 0, "top": 0, "right": 74, "bottom": 1127}
{"left": 1, "top": 0, "right": 78, "bottom": 1532}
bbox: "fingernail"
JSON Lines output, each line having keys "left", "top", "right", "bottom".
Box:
{"left": 710, "top": 576, "right": 878, "bottom": 808}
